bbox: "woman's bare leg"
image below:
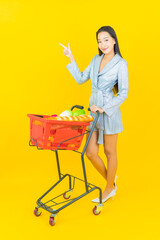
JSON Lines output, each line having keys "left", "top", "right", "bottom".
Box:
{"left": 85, "top": 131, "right": 108, "bottom": 181}
{"left": 102, "top": 133, "right": 118, "bottom": 199}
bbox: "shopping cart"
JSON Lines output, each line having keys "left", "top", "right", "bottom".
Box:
{"left": 28, "top": 105, "right": 103, "bottom": 226}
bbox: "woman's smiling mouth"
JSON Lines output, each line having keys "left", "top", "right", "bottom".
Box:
{"left": 102, "top": 47, "right": 108, "bottom": 51}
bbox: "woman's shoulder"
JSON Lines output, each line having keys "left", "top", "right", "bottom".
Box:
{"left": 88, "top": 54, "right": 99, "bottom": 65}
{"left": 117, "top": 56, "right": 128, "bottom": 74}
{"left": 118, "top": 55, "right": 128, "bottom": 66}
{"left": 92, "top": 54, "right": 99, "bottom": 60}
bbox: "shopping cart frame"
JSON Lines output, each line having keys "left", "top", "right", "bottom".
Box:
{"left": 28, "top": 105, "right": 103, "bottom": 225}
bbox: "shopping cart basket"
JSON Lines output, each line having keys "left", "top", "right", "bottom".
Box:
{"left": 28, "top": 105, "right": 103, "bottom": 226}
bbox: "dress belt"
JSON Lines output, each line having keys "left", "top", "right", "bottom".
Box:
{"left": 91, "top": 88, "right": 108, "bottom": 145}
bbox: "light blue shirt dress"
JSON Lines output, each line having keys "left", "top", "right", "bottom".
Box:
{"left": 66, "top": 53, "right": 129, "bottom": 145}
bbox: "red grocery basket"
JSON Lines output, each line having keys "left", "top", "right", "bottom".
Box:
{"left": 27, "top": 114, "right": 91, "bottom": 150}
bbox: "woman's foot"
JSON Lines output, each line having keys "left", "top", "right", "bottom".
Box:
{"left": 92, "top": 186, "right": 116, "bottom": 203}
{"left": 101, "top": 186, "right": 115, "bottom": 200}
{"left": 92, "top": 175, "right": 118, "bottom": 203}
{"left": 102, "top": 174, "right": 118, "bottom": 198}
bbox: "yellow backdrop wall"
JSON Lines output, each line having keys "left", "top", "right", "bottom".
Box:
{"left": 0, "top": 0, "right": 159, "bottom": 239}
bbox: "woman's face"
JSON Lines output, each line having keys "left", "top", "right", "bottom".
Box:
{"left": 97, "top": 31, "right": 116, "bottom": 55}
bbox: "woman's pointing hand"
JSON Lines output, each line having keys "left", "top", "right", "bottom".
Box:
{"left": 59, "top": 43, "right": 72, "bottom": 58}
{"left": 59, "top": 42, "right": 75, "bottom": 62}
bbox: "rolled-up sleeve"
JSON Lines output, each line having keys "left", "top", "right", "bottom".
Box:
{"left": 101, "top": 60, "right": 129, "bottom": 117}
{"left": 66, "top": 55, "right": 95, "bottom": 84}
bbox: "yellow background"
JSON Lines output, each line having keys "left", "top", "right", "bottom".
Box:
{"left": 0, "top": 0, "right": 160, "bottom": 239}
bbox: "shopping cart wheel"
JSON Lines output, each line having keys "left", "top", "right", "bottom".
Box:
{"left": 34, "top": 207, "right": 42, "bottom": 217}
{"left": 49, "top": 217, "right": 56, "bottom": 226}
{"left": 93, "top": 206, "right": 101, "bottom": 215}
{"left": 63, "top": 191, "right": 72, "bottom": 199}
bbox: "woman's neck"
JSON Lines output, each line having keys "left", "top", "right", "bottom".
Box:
{"left": 103, "top": 51, "right": 115, "bottom": 61}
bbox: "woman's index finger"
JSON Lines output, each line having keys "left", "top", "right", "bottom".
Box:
{"left": 59, "top": 43, "right": 67, "bottom": 49}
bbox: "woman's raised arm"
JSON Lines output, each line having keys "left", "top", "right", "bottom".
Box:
{"left": 59, "top": 42, "right": 95, "bottom": 84}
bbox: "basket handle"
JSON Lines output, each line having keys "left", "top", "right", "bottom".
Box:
{"left": 70, "top": 106, "right": 100, "bottom": 116}
{"left": 70, "top": 105, "right": 84, "bottom": 111}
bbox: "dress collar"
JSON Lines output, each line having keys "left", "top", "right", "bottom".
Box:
{"left": 97, "top": 53, "right": 121, "bottom": 76}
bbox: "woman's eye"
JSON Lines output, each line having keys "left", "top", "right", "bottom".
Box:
{"left": 98, "top": 40, "right": 108, "bottom": 43}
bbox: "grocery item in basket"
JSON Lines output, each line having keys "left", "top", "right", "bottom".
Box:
{"left": 72, "top": 109, "right": 85, "bottom": 116}
{"left": 47, "top": 114, "right": 93, "bottom": 122}
{"left": 59, "top": 110, "right": 73, "bottom": 116}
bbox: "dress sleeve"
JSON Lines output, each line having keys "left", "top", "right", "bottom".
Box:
{"left": 101, "top": 60, "right": 129, "bottom": 117}
{"left": 66, "top": 55, "right": 96, "bottom": 84}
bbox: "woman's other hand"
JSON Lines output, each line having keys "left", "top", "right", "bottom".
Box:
{"left": 90, "top": 105, "right": 104, "bottom": 114}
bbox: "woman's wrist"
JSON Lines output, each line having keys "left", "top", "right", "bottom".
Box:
{"left": 99, "top": 107, "right": 104, "bottom": 113}
{"left": 69, "top": 55, "right": 75, "bottom": 63}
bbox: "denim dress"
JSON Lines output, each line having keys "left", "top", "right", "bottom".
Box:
{"left": 66, "top": 53, "right": 129, "bottom": 145}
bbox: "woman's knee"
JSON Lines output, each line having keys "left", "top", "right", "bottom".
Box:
{"left": 104, "top": 147, "right": 117, "bottom": 159}
{"left": 85, "top": 131, "right": 99, "bottom": 159}
{"left": 103, "top": 134, "right": 118, "bottom": 159}
{"left": 85, "top": 150, "right": 98, "bottom": 160}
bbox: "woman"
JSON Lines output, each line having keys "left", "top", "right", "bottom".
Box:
{"left": 59, "top": 26, "right": 129, "bottom": 203}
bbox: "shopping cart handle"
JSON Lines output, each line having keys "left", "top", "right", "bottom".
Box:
{"left": 88, "top": 107, "right": 99, "bottom": 115}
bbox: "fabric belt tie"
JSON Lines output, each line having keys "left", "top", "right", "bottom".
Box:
{"left": 91, "top": 88, "right": 106, "bottom": 145}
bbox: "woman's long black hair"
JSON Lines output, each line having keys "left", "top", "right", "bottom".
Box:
{"left": 96, "top": 26, "right": 122, "bottom": 95}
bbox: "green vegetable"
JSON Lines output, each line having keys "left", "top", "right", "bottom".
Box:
{"left": 73, "top": 109, "right": 85, "bottom": 116}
